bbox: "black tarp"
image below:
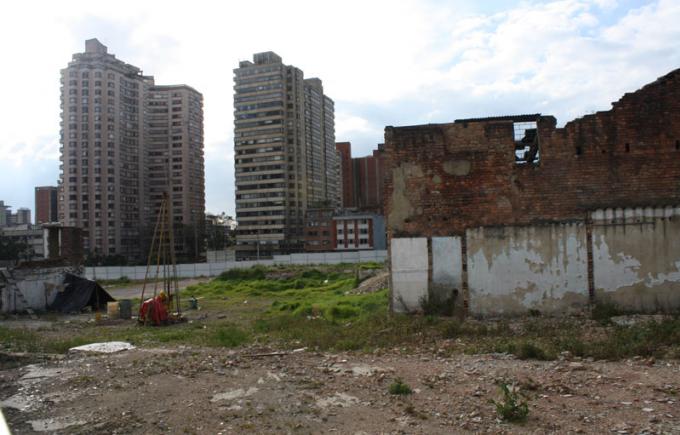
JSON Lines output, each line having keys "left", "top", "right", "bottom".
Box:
{"left": 49, "top": 273, "right": 115, "bottom": 313}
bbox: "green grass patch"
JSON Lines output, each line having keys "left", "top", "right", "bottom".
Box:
{"left": 388, "top": 378, "right": 413, "bottom": 395}
{"left": 210, "top": 325, "right": 249, "bottom": 347}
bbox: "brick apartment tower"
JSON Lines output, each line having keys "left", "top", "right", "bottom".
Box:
{"left": 35, "top": 186, "right": 58, "bottom": 224}
{"left": 334, "top": 142, "right": 386, "bottom": 213}
{"left": 233, "top": 52, "right": 339, "bottom": 260}
{"left": 58, "top": 39, "right": 204, "bottom": 261}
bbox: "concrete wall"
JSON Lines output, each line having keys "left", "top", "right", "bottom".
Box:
{"left": 431, "top": 236, "right": 462, "bottom": 303}
{"left": 84, "top": 250, "right": 388, "bottom": 280}
{"left": 206, "top": 249, "right": 236, "bottom": 263}
{"left": 389, "top": 209, "right": 680, "bottom": 316}
{"left": 592, "top": 206, "right": 680, "bottom": 312}
{"left": 467, "top": 223, "right": 589, "bottom": 316}
{"left": 1, "top": 268, "right": 66, "bottom": 313}
{"left": 390, "top": 238, "right": 428, "bottom": 313}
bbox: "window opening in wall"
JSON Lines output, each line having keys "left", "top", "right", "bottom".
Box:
{"left": 576, "top": 146, "right": 583, "bottom": 156}
{"left": 676, "top": 140, "right": 679, "bottom": 150}
{"left": 625, "top": 143, "right": 630, "bottom": 152}
{"left": 513, "top": 121, "right": 539, "bottom": 164}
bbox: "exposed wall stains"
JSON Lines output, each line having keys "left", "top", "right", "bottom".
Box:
{"left": 466, "top": 223, "right": 589, "bottom": 316}
{"left": 431, "top": 237, "right": 462, "bottom": 305}
{"left": 388, "top": 162, "right": 424, "bottom": 232}
{"left": 592, "top": 206, "right": 680, "bottom": 312}
{"left": 390, "top": 237, "right": 428, "bottom": 313}
{"left": 442, "top": 160, "right": 471, "bottom": 176}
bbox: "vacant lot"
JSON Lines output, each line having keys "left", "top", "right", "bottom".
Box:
{"left": 1, "top": 263, "right": 680, "bottom": 433}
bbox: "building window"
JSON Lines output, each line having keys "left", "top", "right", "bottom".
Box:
{"left": 514, "top": 121, "right": 539, "bottom": 164}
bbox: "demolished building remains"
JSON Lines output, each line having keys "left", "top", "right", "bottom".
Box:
{"left": 385, "top": 69, "right": 680, "bottom": 316}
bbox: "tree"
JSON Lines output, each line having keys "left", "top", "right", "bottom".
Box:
{"left": 0, "top": 236, "right": 31, "bottom": 264}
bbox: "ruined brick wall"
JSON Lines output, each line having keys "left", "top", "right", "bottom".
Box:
{"left": 384, "top": 69, "right": 680, "bottom": 238}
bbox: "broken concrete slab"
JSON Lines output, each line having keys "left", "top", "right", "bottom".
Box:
{"left": 69, "top": 341, "right": 135, "bottom": 354}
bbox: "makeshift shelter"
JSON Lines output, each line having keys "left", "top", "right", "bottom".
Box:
{"left": 49, "top": 273, "right": 115, "bottom": 313}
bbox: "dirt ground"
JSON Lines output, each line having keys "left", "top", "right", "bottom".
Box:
{"left": 2, "top": 339, "right": 679, "bottom": 434}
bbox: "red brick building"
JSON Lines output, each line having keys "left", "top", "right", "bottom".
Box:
{"left": 334, "top": 142, "right": 386, "bottom": 213}
{"left": 335, "top": 142, "right": 354, "bottom": 209}
{"left": 35, "top": 186, "right": 58, "bottom": 224}
{"left": 303, "top": 208, "right": 335, "bottom": 252}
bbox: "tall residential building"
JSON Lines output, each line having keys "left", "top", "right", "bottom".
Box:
{"left": 233, "top": 52, "right": 339, "bottom": 260}
{"left": 58, "top": 39, "right": 204, "bottom": 261}
{"left": 35, "top": 186, "right": 58, "bottom": 224}
{"left": 146, "top": 85, "right": 205, "bottom": 258}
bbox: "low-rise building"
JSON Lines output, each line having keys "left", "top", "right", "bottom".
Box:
{"left": 303, "top": 209, "right": 386, "bottom": 252}
{"left": 303, "top": 208, "right": 334, "bottom": 252}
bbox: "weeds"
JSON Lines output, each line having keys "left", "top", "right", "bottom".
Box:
{"left": 389, "top": 378, "right": 413, "bottom": 395}
{"left": 211, "top": 325, "right": 249, "bottom": 347}
{"left": 491, "top": 382, "right": 529, "bottom": 422}
{"left": 591, "top": 301, "right": 622, "bottom": 325}
{"left": 514, "top": 341, "right": 553, "bottom": 361}
{"left": 419, "top": 290, "right": 457, "bottom": 317}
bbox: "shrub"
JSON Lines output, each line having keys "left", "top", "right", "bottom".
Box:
{"left": 515, "top": 341, "right": 552, "bottom": 360}
{"left": 492, "top": 382, "right": 529, "bottom": 422}
{"left": 389, "top": 378, "right": 413, "bottom": 395}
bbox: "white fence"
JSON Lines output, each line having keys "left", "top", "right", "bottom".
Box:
{"left": 84, "top": 250, "right": 387, "bottom": 281}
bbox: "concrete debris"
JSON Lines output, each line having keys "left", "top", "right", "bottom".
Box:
{"left": 69, "top": 341, "right": 135, "bottom": 354}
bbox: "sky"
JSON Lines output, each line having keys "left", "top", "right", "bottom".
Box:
{"left": 0, "top": 0, "right": 679, "bottom": 217}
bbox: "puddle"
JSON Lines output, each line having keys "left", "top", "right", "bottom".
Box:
{"left": 211, "top": 387, "right": 259, "bottom": 402}
{"left": 29, "top": 416, "right": 86, "bottom": 432}
{"left": 316, "top": 392, "right": 359, "bottom": 408}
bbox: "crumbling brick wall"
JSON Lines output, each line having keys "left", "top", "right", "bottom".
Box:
{"left": 384, "top": 69, "right": 680, "bottom": 239}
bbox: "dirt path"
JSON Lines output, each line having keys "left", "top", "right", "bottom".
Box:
{"left": 104, "top": 278, "right": 210, "bottom": 300}
{"left": 2, "top": 345, "right": 679, "bottom": 434}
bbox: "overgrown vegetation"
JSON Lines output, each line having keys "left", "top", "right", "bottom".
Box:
{"left": 3, "top": 263, "right": 680, "bottom": 361}
{"left": 388, "top": 378, "right": 413, "bottom": 395}
{"left": 491, "top": 382, "right": 529, "bottom": 422}
{"left": 590, "top": 300, "right": 623, "bottom": 325}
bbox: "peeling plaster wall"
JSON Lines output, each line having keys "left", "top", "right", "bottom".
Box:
{"left": 467, "top": 223, "right": 588, "bottom": 316}
{"left": 431, "top": 236, "right": 462, "bottom": 301}
{"left": 592, "top": 206, "right": 680, "bottom": 312}
{"left": 390, "top": 238, "right": 428, "bottom": 313}
{"left": 1, "top": 268, "right": 65, "bottom": 313}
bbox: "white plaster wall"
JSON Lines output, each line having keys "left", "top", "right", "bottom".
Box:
{"left": 592, "top": 206, "right": 680, "bottom": 312}
{"left": 467, "top": 223, "right": 589, "bottom": 316}
{"left": 431, "top": 236, "right": 462, "bottom": 291}
{"left": 5, "top": 269, "right": 65, "bottom": 312}
{"left": 390, "top": 237, "right": 428, "bottom": 313}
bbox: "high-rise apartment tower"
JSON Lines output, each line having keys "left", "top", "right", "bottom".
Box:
{"left": 58, "top": 39, "right": 204, "bottom": 261}
{"left": 233, "top": 52, "right": 339, "bottom": 260}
